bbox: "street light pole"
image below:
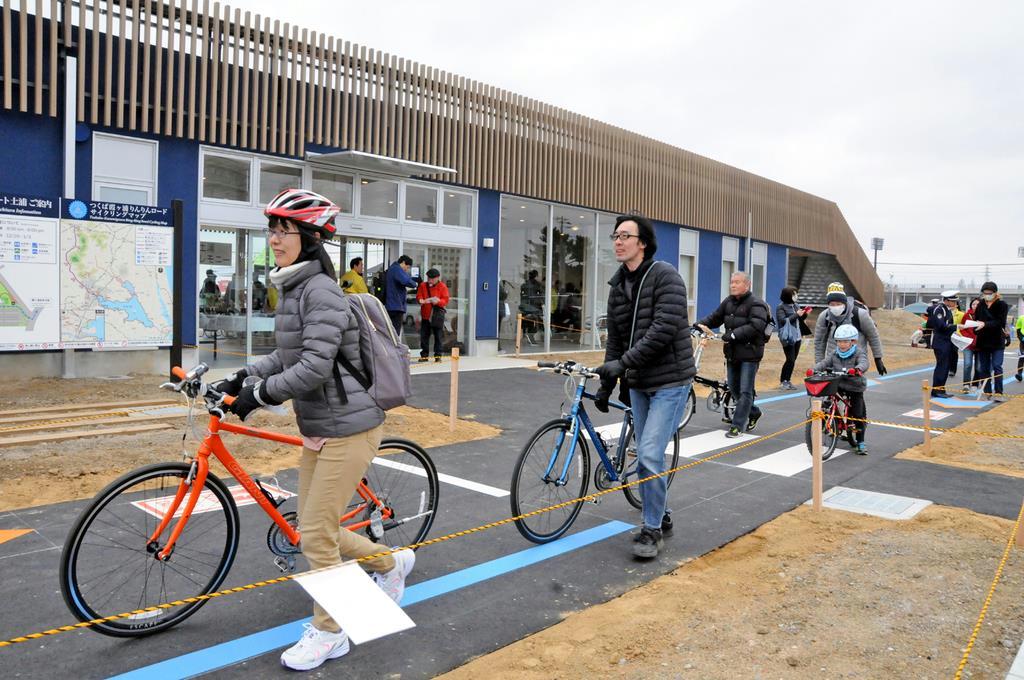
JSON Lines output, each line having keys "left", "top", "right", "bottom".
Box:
{"left": 871, "top": 237, "right": 884, "bottom": 272}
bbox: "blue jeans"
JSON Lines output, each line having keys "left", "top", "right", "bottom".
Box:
{"left": 962, "top": 348, "right": 975, "bottom": 387}
{"left": 976, "top": 348, "right": 1005, "bottom": 395}
{"left": 629, "top": 384, "right": 691, "bottom": 530}
{"left": 726, "top": 360, "right": 762, "bottom": 430}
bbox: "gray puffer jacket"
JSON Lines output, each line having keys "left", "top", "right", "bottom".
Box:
{"left": 813, "top": 297, "right": 883, "bottom": 363}
{"left": 247, "top": 260, "right": 384, "bottom": 438}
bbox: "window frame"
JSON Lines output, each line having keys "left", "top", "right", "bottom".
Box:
{"left": 91, "top": 132, "right": 159, "bottom": 205}
{"left": 442, "top": 189, "right": 475, "bottom": 228}
{"left": 679, "top": 228, "right": 699, "bottom": 320}
{"left": 403, "top": 182, "right": 440, "bottom": 225}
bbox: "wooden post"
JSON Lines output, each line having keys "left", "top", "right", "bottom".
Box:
{"left": 811, "top": 398, "right": 823, "bottom": 511}
{"left": 449, "top": 346, "right": 460, "bottom": 432}
{"left": 1017, "top": 497, "right": 1024, "bottom": 549}
{"left": 514, "top": 314, "right": 523, "bottom": 357}
{"left": 922, "top": 380, "right": 932, "bottom": 456}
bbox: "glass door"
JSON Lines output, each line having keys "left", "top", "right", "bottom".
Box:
{"left": 498, "top": 199, "right": 550, "bottom": 352}
{"left": 247, "top": 232, "right": 276, "bottom": 358}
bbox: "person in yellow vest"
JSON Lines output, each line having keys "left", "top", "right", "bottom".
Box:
{"left": 339, "top": 256, "right": 369, "bottom": 294}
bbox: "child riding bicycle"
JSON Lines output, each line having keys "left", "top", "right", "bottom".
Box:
{"left": 810, "top": 323, "right": 869, "bottom": 454}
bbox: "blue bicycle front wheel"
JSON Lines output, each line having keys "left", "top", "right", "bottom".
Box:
{"left": 510, "top": 419, "right": 590, "bottom": 543}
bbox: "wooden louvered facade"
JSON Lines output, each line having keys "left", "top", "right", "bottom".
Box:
{"left": 0, "top": 0, "right": 882, "bottom": 305}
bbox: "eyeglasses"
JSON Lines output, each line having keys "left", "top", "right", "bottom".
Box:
{"left": 609, "top": 232, "right": 639, "bottom": 243}
{"left": 267, "top": 228, "right": 301, "bottom": 240}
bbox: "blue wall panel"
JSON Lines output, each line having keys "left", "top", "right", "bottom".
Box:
{"left": 0, "top": 111, "right": 62, "bottom": 197}
{"left": 697, "top": 231, "right": 723, "bottom": 320}
{"left": 766, "top": 243, "right": 789, "bottom": 307}
{"left": 475, "top": 189, "right": 500, "bottom": 340}
{"left": 158, "top": 138, "right": 200, "bottom": 347}
{"left": 652, "top": 220, "right": 679, "bottom": 268}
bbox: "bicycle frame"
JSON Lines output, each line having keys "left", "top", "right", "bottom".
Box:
{"left": 544, "top": 377, "right": 630, "bottom": 486}
{"left": 148, "top": 412, "right": 388, "bottom": 560}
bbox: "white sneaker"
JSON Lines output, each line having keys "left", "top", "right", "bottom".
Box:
{"left": 373, "top": 548, "right": 416, "bottom": 605}
{"left": 280, "top": 623, "right": 350, "bottom": 671}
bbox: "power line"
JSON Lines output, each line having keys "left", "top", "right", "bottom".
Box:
{"left": 876, "top": 261, "right": 1024, "bottom": 267}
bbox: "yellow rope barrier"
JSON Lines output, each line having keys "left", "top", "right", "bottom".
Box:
{"left": 953, "top": 499, "right": 1024, "bottom": 679}
{"left": 0, "top": 418, "right": 810, "bottom": 648}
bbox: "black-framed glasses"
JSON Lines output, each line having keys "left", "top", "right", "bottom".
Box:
{"left": 266, "top": 228, "right": 301, "bottom": 240}
{"left": 609, "top": 232, "right": 639, "bottom": 243}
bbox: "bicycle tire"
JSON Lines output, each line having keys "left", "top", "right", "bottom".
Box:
{"left": 363, "top": 438, "right": 439, "bottom": 548}
{"left": 721, "top": 391, "right": 735, "bottom": 424}
{"left": 511, "top": 419, "right": 590, "bottom": 544}
{"left": 678, "top": 388, "right": 697, "bottom": 430}
{"left": 60, "top": 462, "right": 240, "bottom": 637}
{"left": 621, "top": 422, "right": 681, "bottom": 510}
{"left": 804, "top": 407, "right": 839, "bottom": 461}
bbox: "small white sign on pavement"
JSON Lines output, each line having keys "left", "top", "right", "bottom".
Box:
{"left": 295, "top": 562, "right": 415, "bottom": 645}
{"left": 902, "top": 408, "right": 952, "bottom": 420}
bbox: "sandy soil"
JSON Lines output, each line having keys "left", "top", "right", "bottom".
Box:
{"left": 441, "top": 505, "right": 1024, "bottom": 680}
{"left": 515, "top": 309, "right": 930, "bottom": 393}
{"left": 897, "top": 397, "right": 1024, "bottom": 478}
{"left": 0, "top": 374, "right": 500, "bottom": 512}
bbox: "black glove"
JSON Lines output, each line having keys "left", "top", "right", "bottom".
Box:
{"left": 210, "top": 369, "right": 248, "bottom": 397}
{"left": 228, "top": 379, "right": 280, "bottom": 422}
{"left": 874, "top": 358, "right": 887, "bottom": 376}
{"left": 594, "top": 387, "right": 611, "bottom": 413}
{"left": 594, "top": 360, "right": 625, "bottom": 382}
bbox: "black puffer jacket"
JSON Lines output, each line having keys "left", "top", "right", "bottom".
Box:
{"left": 698, "top": 291, "right": 770, "bottom": 362}
{"left": 603, "top": 259, "right": 695, "bottom": 393}
{"left": 974, "top": 298, "right": 1009, "bottom": 351}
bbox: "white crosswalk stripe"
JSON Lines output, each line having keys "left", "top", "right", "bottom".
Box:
{"left": 738, "top": 444, "right": 847, "bottom": 477}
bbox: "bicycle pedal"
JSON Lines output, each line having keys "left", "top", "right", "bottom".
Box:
{"left": 588, "top": 496, "right": 602, "bottom": 505}
{"left": 274, "top": 555, "right": 296, "bottom": 573}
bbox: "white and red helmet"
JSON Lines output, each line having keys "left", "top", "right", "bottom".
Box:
{"left": 264, "top": 188, "right": 339, "bottom": 238}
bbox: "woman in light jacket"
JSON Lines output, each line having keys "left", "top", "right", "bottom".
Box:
{"left": 214, "top": 189, "right": 415, "bottom": 672}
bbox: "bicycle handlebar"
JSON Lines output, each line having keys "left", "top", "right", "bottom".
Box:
{"left": 535, "top": 360, "right": 599, "bottom": 379}
{"left": 166, "top": 363, "right": 236, "bottom": 407}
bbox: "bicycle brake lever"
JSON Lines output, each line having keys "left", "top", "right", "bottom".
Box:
{"left": 159, "top": 381, "right": 183, "bottom": 392}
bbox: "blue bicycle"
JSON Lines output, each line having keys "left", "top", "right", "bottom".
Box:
{"left": 510, "top": 361, "right": 681, "bottom": 543}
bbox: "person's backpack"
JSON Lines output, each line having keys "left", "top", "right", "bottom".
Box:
{"left": 300, "top": 288, "right": 412, "bottom": 411}
{"left": 338, "top": 293, "right": 412, "bottom": 411}
{"left": 760, "top": 301, "right": 776, "bottom": 342}
{"left": 371, "top": 271, "right": 387, "bottom": 306}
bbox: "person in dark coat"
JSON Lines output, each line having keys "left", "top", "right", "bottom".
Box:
{"left": 593, "top": 214, "right": 695, "bottom": 560}
{"left": 974, "top": 281, "right": 1010, "bottom": 401}
{"left": 925, "top": 290, "right": 959, "bottom": 398}
{"left": 696, "top": 272, "right": 770, "bottom": 438}
{"left": 384, "top": 255, "right": 417, "bottom": 336}
{"left": 775, "top": 286, "right": 811, "bottom": 390}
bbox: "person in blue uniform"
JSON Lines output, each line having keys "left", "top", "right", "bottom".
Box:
{"left": 926, "top": 290, "right": 959, "bottom": 398}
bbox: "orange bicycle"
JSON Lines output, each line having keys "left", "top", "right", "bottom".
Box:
{"left": 59, "top": 363, "right": 438, "bottom": 637}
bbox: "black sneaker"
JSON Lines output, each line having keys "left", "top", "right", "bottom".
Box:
{"left": 725, "top": 427, "right": 741, "bottom": 438}
{"left": 1015, "top": 373, "right": 1023, "bottom": 383}
{"left": 660, "top": 513, "right": 673, "bottom": 537}
{"left": 434, "top": 356, "right": 443, "bottom": 363}
{"left": 417, "top": 357, "right": 429, "bottom": 363}
{"left": 632, "top": 527, "right": 663, "bottom": 559}
{"left": 746, "top": 412, "right": 761, "bottom": 432}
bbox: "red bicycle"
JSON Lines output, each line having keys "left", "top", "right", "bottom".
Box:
{"left": 803, "top": 369, "right": 858, "bottom": 460}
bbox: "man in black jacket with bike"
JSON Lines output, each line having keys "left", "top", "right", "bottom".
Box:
{"left": 697, "top": 272, "right": 770, "bottom": 438}
{"left": 594, "top": 214, "right": 695, "bottom": 560}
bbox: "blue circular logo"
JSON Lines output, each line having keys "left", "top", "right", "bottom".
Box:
{"left": 68, "top": 200, "right": 88, "bottom": 219}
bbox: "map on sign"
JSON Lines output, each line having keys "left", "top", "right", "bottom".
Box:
{"left": 0, "top": 214, "right": 60, "bottom": 349}
{"left": 60, "top": 220, "right": 175, "bottom": 347}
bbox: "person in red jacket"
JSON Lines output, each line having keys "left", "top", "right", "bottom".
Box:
{"left": 416, "top": 268, "right": 450, "bottom": 362}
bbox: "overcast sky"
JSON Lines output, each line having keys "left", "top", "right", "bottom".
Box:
{"left": 231, "top": 0, "right": 1024, "bottom": 290}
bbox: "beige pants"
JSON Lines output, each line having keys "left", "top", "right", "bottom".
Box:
{"left": 298, "top": 424, "right": 395, "bottom": 633}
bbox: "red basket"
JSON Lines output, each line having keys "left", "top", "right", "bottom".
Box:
{"left": 804, "top": 376, "right": 841, "bottom": 397}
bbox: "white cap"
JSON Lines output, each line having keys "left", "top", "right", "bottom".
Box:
{"left": 941, "top": 290, "right": 960, "bottom": 300}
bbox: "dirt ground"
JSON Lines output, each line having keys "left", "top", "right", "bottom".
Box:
{"left": 515, "top": 309, "right": 930, "bottom": 393}
{"left": 441, "top": 504, "right": 1024, "bottom": 680}
{"left": 897, "top": 396, "right": 1024, "bottom": 478}
{"left": 0, "top": 374, "right": 500, "bottom": 512}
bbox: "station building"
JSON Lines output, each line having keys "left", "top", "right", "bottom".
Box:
{"left": 0, "top": 1, "right": 882, "bottom": 376}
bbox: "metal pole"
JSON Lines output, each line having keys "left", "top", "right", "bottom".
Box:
{"left": 171, "top": 199, "right": 184, "bottom": 379}
{"left": 449, "top": 346, "right": 460, "bottom": 432}
{"left": 922, "top": 380, "right": 932, "bottom": 456}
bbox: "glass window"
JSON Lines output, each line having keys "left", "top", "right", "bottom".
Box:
{"left": 550, "top": 208, "right": 595, "bottom": 351}
{"left": 96, "top": 184, "right": 150, "bottom": 205}
{"left": 443, "top": 191, "right": 473, "bottom": 227}
{"left": 679, "top": 228, "right": 699, "bottom": 321}
{"left": 498, "top": 198, "right": 550, "bottom": 352}
{"left": 312, "top": 170, "right": 354, "bottom": 213}
{"left": 428, "top": 246, "right": 471, "bottom": 351}
{"left": 202, "top": 155, "right": 250, "bottom": 202}
{"left": 359, "top": 178, "right": 398, "bottom": 219}
{"left": 721, "top": 237, "right": 739, "bottom": 300}
{"left": 405, "top": 185, "right": 438, "bottom": 223}
{"left": 259, "top": 163, "right": 303, "bottom": 205}
{"left": 595, "top": 213, "right": 619, "bottom": 349}
{"left": 750, "top": 242, "right": 768, "bottom": 300}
